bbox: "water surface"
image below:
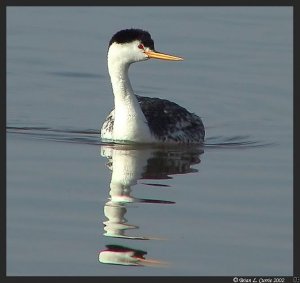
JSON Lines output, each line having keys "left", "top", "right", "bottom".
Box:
{"left": 7, "top": 7, "right": 293, "bottom": 276}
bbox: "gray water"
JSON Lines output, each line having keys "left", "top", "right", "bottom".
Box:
{"left": 7, "top": 7, "right": 293, "bottom": 276}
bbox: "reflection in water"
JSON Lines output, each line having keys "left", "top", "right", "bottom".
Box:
{"left": 6, "top": 127, "right": 271, "bottom": 267}
{"left": 99, "top": 144, "right": 203, "bottom": 266}
{"left": 99, "top": 245, "right": 167, "bottom": 267}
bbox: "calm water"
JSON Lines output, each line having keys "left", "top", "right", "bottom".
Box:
{"left": 7, "top": 7, "right": 293, "bottom": 276}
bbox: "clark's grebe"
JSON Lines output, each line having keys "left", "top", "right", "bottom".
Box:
{"left": 101, "top": 28, "right": 205, "bottom": 144}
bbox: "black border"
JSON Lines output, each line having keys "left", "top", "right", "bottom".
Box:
{"left": 2, "top": 0, "right": 297, "bottom": 282}
{"left": 293, "top": 0, "right": 298, "bottom": 280}
{"left": 2, "top": 0, "right": 296, "bottom": 6}
{"left": 1, "top": 0, "right": 6, "bottom": 280}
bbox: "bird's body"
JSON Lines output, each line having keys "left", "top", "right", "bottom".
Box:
{"left": 101, "top": 95, "right": 205, "bottom": 143}
{"left": 101, "top": 29, "right": 205, "bottom": 144}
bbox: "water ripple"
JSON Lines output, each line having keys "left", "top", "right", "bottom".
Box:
{"left": 6, "top": 126, "right": 272, "bottom": 149}
{"left": 205, "top": 135, "right": 274, "bottom": 149}
{"left": 6, "top": 126, "right": 100, "bottom": 145}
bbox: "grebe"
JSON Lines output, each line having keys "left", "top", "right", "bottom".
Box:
{"left": 101, "top": 28, "right": 205, "bottom": 144}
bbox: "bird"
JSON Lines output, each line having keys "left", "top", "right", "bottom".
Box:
{"left": 101, "top": 28, "right": 205, "bottom": 144}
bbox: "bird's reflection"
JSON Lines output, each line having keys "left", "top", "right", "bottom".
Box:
{"left": 99, "top": 244, "right": 166, "bottom": 267}
{"left": 99, "top": 143, "right": 203, "bottom": 266}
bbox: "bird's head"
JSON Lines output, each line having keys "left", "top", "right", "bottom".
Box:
{"left": 107, "top": 28, "right": 183, "bottom": 66}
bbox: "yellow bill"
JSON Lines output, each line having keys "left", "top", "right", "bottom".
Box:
{"left": 144, "top": 50, "right": 183, "bottom": 61}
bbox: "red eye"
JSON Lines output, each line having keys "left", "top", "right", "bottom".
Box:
{"left": 138, "top": 44, "right": 144, "bottom": 49}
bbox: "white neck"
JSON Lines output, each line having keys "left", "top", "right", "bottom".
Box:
{"left": 108, "top": 57, "right": 153, "bottom": 143}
